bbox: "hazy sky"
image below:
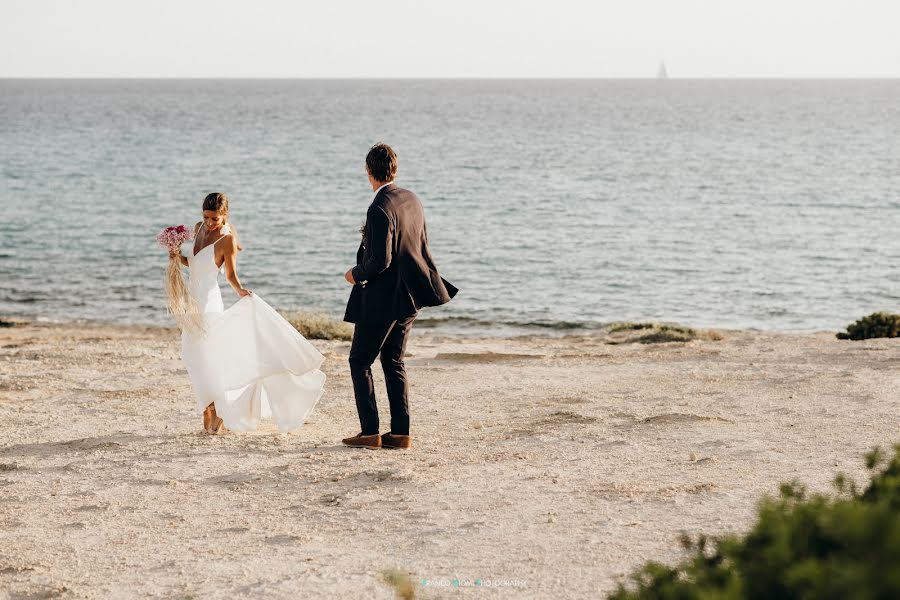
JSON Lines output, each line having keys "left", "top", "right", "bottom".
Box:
{"left": 1, "top": 0, "right": 899, "bottom": 78}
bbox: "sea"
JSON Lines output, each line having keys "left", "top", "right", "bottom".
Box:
{"left": 2, "top": 79, "right": 899, "bottom": 335}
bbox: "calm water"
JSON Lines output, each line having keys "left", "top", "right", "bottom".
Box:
{"left": 2, "top": 79, "right": 899, "bottom": 333}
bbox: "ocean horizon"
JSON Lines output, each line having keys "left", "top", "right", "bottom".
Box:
{"left": 3, "top": 78, "right": 899, "bottom": 334}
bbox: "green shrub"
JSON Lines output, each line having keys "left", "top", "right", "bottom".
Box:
{"left": 635, "top": 325, "right": 697, "bottom": 344}
{"left": 608, "top": 322, "right": 658, "bottom": 333}
{"left": 837, "top": 312, "right": 900, "bottom": 340}
{"left": 609, "top": 446, "right": 900, "bottom": 600}
{"left": 0, "top": 318, "right": 28, "bottom": 328}
{"left": 382, "top": 568, "right": 416, "bottom": 600}
{"left": 606, "top": 323, "right": 723, "bottom": 344}
{"left": 280, "top": 311, "right": 353, "bottom": 341}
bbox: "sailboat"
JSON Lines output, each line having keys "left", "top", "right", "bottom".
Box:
{"left": 657, "top": 60, "right": 668, "bottom": 79}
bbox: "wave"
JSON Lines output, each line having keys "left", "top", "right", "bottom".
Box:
{"left": 0, "top": 288, "right": 55, "bottom": 304}
{"left": 0, "top": 296, "right": 42, "bottom": 304}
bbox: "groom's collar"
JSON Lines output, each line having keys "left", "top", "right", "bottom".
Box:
{"left": 372, "top": 181, "right": 396, "bottom": 199}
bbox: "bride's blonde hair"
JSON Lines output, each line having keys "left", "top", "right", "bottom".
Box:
{"left": 202, "top": 192, "right": 243, "bottom": 251}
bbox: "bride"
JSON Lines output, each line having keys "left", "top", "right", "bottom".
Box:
{"left": 169, "top": 192, "right": 326, "bottom": 434}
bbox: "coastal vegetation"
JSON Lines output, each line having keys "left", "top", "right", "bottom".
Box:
{"left": 382, "top": 569, "right": 416, "bottom": 600}
{"left": 610, "top": 446, "right": 900, "bottom": 600}
{"left": 281, "top": 311, "right": 353, "bottom": 341}
{"left": 0, "top": 318, "right": 29, "bottom": 328}
{"left": 607, "top": 322, "right": 723, "bottom": 344}
{"left": 836, "top": 311, "right": 900, "bottom": 340}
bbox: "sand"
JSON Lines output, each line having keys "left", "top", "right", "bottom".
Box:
{"left": 1, "top": 321, "right": 898, "bottom": 599}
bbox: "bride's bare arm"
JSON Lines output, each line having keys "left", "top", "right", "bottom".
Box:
{"left": 169, "top": 249, "right": 189, "bottom": 267}
{"left": 222, "top": 236, "right": 252, "bottom": 297}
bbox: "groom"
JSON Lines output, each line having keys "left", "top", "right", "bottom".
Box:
{"left": 342, "top": 143, "right": 458, "bottom": 450}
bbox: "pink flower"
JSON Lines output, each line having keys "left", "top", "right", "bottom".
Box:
{"left": 156, "top": 225, "right": 194, "bottom": 252}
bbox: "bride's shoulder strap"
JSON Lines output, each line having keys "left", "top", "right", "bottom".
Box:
{"left": 193, "top": 222, "right": 203, "bottom": 236}
{"left": 213, "top": 231, "right": 233, "bottom": 247}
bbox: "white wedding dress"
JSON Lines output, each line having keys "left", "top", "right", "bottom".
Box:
{"left": 180, "top": 225, "right": 326, "bottom": 432}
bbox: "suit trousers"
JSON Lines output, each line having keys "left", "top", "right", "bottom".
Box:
{"left": 348, "top": 313, "right": 416, "bottom": 436}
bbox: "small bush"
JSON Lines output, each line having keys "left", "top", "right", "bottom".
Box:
{"left": 606, "top": 323, "right": 722, "bottom": 344}
{"left": 0, "top": 318, "right": 29, "bottom": 328}
{"left": 636, "top": 325, "right": 697, "bottom": 344}
{"left": 382, "top": 568, "right": 416, "bottom": 600}
{"left": 837, "top": 312, "right": 900, "bottom": 340}
{"left": 280, "top": 311, "right": 353, "bottom": 341}
{"left": 609, "top": 322, "right": 658, "bottom": 333}
{"left": 609, "top": 445, "right": 900, "bottom": 600}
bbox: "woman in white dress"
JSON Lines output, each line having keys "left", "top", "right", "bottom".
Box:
{"left": 169, "top": 193, "right": 326, "bottom": 434}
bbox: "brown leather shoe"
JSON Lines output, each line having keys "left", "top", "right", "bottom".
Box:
{"left": 341, "top": 432, "right": 381, "bottom": 449}
{"left": 381, "top": 432, "right": 412, "bottom": 449}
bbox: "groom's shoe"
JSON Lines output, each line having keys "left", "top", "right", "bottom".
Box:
{"left": 341, "top": 432, "right": 381, "bottom": 449}
{"left": 381, "top": 432, "right": 412, "bottom": 449}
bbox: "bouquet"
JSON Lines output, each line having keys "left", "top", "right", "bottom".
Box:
{"left": 157, "top": 224, "right": 192, "bottom": 251}
{"left": 156, "top": 225, "right": 204, "bottom": 335}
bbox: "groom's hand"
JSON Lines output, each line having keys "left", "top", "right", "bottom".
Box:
{"left": 344, "top": 268, "right": 356, "bottom": 285}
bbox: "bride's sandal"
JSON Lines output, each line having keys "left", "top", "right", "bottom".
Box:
{"left": 202, "top": 403, "right": 221, "bottom": 434}
{"left": 210, "top": 416, "right": 227, "bottom": 435}
{"left": 205, "top": 402, "right": 227, "bottom": 435}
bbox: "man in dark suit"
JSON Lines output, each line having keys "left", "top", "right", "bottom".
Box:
{"left": 342, "top": 143, "right": 458, "bottom": 450}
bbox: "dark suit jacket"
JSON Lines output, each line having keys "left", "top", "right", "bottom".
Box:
{"left": 344, "top": 184, "right": 458, "bottom": 324}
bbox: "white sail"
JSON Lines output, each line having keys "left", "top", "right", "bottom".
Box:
{"left": 657, "top": 60, "right": 668, "bottom": 79}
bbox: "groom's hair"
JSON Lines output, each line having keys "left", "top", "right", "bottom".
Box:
{"left": 366, "top": 143, "right": 398, "bottom": 183}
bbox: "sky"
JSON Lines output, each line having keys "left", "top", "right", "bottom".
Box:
{"left": 1, "top": 0, "right": 899, "bottom": 78}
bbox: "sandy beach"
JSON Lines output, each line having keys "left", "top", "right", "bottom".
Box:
{"left": 1, "top": 320, "right": 898, "bottom": 599}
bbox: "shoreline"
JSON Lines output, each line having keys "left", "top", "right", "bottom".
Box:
{"left": 0, "top": 313, "right": 845, "bottom": 339}
{"left": 2, "top": 320, "right": 898, "bottom": 597}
